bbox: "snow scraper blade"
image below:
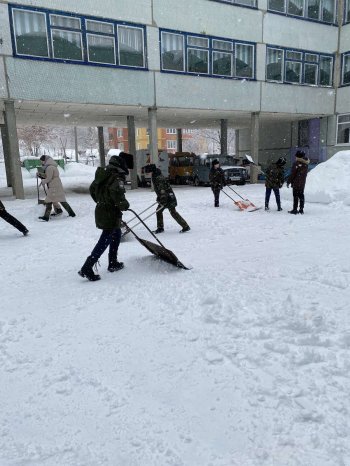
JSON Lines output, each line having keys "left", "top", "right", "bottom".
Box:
{"left": 223, "top": 186, "right": 261, "bottom": 212}
{"left": 124, "top": 209, "right": 191, "bottom": 270}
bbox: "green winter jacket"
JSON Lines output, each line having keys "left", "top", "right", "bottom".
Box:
{"left": 89, "top": 166, "right": 130, "bottom": 230}
{"left": 152, "top": 170, "right": 177, "bottom": 209}
{"left": 265, "top": 163, "right": 285, "bottom": 189}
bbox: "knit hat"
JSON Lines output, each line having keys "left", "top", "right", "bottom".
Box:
{"left": 212, "top": 159, "right": 220, "bottom": 167}
{"left": 40, "top": 155, "right": 47, "bottom": 161}
{"left": 276, "top": 156, "right": 286, "bottom": 166}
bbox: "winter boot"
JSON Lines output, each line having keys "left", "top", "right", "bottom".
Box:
{"left": 277, "top": 203, "right": 282, "bottom": 211}
{"left": 299, "top": 208, "right": 304, "bottom": 214}
{"left": 153, "top": 227, "right": 164, "bottom": 234}
{"left": 78, "top": 256, "right": 101, "bottom": 281}
{"left": 108, "top": 256, "right": 124, "bottom": 272}
{"left": 23, "top": 229, "right": 29, "bottom": 236}
{"left": 179, "top": 225, "right": 190, "bottom": 233}
{"left": 265, "top": 204, "right": 269, "bottom": 211}
{"left": 38, "top": 203, "right": 52, "bottom": 221}
{"left": 289, "top": 197, "right": 299, "bottom": 215}
{"left": 51, "top": 208, "right": 63, "bottom": 217}
{"left": 61, "top": 202, "right": 76, "bottom": 217}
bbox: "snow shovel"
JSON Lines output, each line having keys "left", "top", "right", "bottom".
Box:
{"left": 36, "top": 177, "right": 46, "bottom": 205}
{"left": 222, "top": 187, "right": 261, "bottom": 212}
{"left": 124, "top": 208, "right": 190, "bottom": 270}
{"left": 121, "top": 202, "right": 158, "bottom": 237}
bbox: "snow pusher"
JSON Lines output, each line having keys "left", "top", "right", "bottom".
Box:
{"left": 123, "top": 208, "right": 190, "bottom": 270}
{"left": 222, "top": 186, "right": 261, "bottom": 212}
{"left": 121, "top": 202, "right": 158, "bottom": 237}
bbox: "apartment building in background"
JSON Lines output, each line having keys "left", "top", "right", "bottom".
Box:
{"left": 1, "top": 0, "right": 350, "bottom": 196}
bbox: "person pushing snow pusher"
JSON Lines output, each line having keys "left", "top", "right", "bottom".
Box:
{"left": 143, "top": 164, "right": 190, "bottom": 234}
{"left": 78, "top": 153, "right": 132, "bottom": 281}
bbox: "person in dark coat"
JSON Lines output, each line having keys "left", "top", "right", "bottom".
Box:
{"left": 0, "top": 200, "right": 28, "bottom": 236}
{"left": 264, "top": 156, "right": 286, "bottom": 211}
{"left": 144, "top": 164, "right": 190, "bottom": 234}
{"left": 287, "top": 150, "right": 310, "bottom": 214}
{"left": 78, "top": 155, "right": 130, "bottom": 281}
{"left": 209, "top": 159, "right": 226, "bottom": 207}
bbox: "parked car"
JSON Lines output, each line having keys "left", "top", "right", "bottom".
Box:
{"left": 192, "top": 154, "right": 240, "bottom": 186}
{"left": 222, "top": 166, "right": 248, "bottom": 185}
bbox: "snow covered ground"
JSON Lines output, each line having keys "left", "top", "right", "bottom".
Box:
{"left": 1, "top": 162, "right": 350, "bottom": 466}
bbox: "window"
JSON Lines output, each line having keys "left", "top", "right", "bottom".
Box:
{"left": 346, "top": 0, "right": 350, "bottom": 23}
{"left": 161, "top": 32, "right": 185, "bottom": 72}
{"left": 210, "top": 0, "right": 257, "bottom": 7}
{"left": 117, "top": 129, "right": 123, "bottom": 138}
{"left": 342, "top": 54, "right": 350, "bottom": 85}
{"left": 86, "top": 20, "right": 115, "bottom": 65}
{"left": 337, "top": 115, "right": 350, "bottom": 144}
{"left": 266, "top": 48, "right": 283, "bottom": 81}
{"left": 160, "top": 29, "right": 255, "bottom": 80}
{"left": 266, "top": 46, "right": 333, "bottom": 86}
{"left": 117, "top": 25, "right": 144, "bottom": 67}
{"left": 167, "top": 140, "right": 177, "bottom": 150}
{"left": 267, "top": 0, "right": 335, "bottom": 23}
{"left": 10, "top": 6, "right": 147, "bottom": 70}
{"left": 235, "top": 43, "right": 254, "bottom": 78}
{"left": 166, "top": 128, "right": 176, "bottom": 134}
{"left": 12, "top": 9, "right": 49, "bottom": 57}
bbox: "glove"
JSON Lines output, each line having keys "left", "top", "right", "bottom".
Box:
{"left": 37, "top": 172, "right": 45, "bottom": 179}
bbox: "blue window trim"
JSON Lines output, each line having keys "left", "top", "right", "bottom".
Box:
{"left": 208, "top": 0, "right": 258, "bottom": 11}
{"left": 344, "top": 0, "right": 350, "bottom": 24}
{"left": 8, "top": 3, "right": 148, "bottom": 71}
{"left": 340, "top": 52, "right": 350, "bottom": 87}
{"left": 159, "top": 28, "right": 256, "bottom": 81}
{"left": 266, "top": 44, "right": 334, "bottom": 87}
{"left": 267, "top": 0, "right": 338, "bottom": 26}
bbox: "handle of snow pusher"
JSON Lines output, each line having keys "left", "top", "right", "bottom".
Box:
{"left": 125, "top": 208, "right": 167, "bottom": 248}
{"left": 225, "top": 185, "right": 246, "bottom": 200}
{"left": 126, "top": 202, "right": 157, "bottom": 225}
{"left": 122, "top": 204, "right": 163, "bottom": 236}
{"left": 221, "top": 189, "right": 241, "bottom": 205}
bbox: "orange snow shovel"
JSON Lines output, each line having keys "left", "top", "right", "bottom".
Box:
{"left": 222, "top": 186, "right": 261, "bottom": 212}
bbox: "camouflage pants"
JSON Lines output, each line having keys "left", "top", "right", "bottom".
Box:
{"left": 156, "top": 205, "right": 188, "bottom": 229}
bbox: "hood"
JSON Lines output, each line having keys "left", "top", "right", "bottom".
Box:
{"left": 44, "top": 156, "right": 58, "bottom": 168}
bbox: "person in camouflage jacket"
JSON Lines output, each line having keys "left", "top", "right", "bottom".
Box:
{"left": 78, "top": 155, "right": 130, "bottom": 281}
{"left": 144, "top": 164, "right": 190, "bottom": 234}
{"left": 209, "top": 160, "right": 226, "bottom": 207}
{"left": 287, "top": 150, "right": 310, "bottom": 215}
{"left": 0, "top": 200, "right": 28, "bottom": 236}
{"left": 264, "top": 156, "right": 286, "bottom": 211}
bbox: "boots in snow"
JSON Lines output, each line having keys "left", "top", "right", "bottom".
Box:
{"left": 78, "top": 256, "right": 101, "bottom": 281}
{"left": 108, "top": 257, "right": 124, "bottom": 272}
{"left": 179, "top": 226, "right": 190, "bottom": 233}
{"left": 153, "top": 228, "right": 164, "bottom": 234}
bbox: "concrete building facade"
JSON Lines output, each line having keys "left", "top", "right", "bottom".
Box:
{"left": 0, "top": 0, "right": 350, "bottom": 196}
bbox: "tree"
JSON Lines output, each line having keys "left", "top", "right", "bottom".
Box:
{"left": 182, "top": 128, "right": 236, "bottom": 155}
{"left": 17, "top": 126, "right": 53, "bottom": 157}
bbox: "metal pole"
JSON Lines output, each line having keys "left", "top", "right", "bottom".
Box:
{"left": 127, "top": 115, "right": 138, "bottom": 189}
{"left": 177, "top": 128, "right": 182, "bottom": 152}
{"left": 4, "top": 100, "right": 24, "bottom": 199}
{"left": 97, "top": 126, "right": 105, "bottom": 168}
{"left": 74, "top": 126, "right": 79, "bottom": 163}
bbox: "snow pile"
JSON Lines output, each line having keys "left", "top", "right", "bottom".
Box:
{"left": 59, "top": 162, "right": 96, "bottom": 178}
{"left": 305, "top": 151, "right": 350, "bottom": 204}
{"left": 282, "top": 151, "right": 350, "bottom": 205}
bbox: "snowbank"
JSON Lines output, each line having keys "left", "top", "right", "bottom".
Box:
{"left": 282, "top": 150, "right": 350, "bottom": 205}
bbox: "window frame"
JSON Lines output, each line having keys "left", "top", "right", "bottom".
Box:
{"left": 336, "top": 114, "right": 350, "bottom": 145}
{"left": 266, "top": 45, "right": 334, "bottom": 87}
{"left": 166, "top": 140, "right": 177, "bottom": 150}
{"left": 160, "top": 28, "right": 256, "bottom": 81}
{"left": 345, "top": 0, "right": 350, "bottom": 23}
{"left": 11, "top": 7, "right": 50, "bottom": 58}
{"left": 209, "top": 0, "right": 258, "bottom": 9}
{"left": 341, "top": 52, "right": 350, "bottom": 86}
{"left": 267, "top": 0, "right": 337, "bottom": 25}
{"left": 8, "top": 4, "right": 148, "bottom": 71}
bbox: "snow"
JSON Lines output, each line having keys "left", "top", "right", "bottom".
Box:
{"left": 282, "top": 150, "right": 350, "bottom": 205}
{"left": 1, "top": 161, "right": 350, "bottom": 466}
